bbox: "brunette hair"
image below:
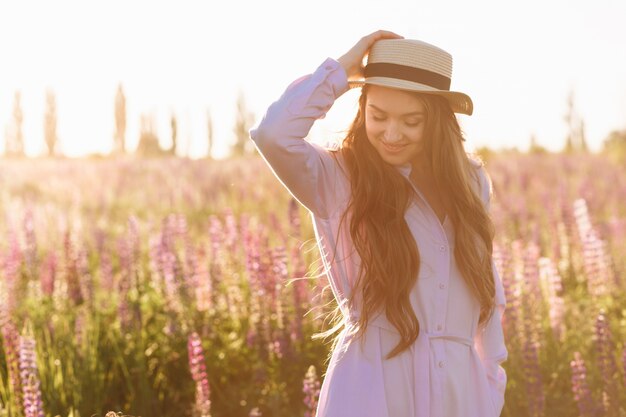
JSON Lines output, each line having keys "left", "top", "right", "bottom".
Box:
{"left": 311, "top": 84, "right": 497, "bottom": 362}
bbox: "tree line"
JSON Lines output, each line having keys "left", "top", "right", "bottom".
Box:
{"left": 3, "top": 85, "right": 626, "bottom": 163}
{"left": 3, "top": 84, "right": 256, "bottom": 159}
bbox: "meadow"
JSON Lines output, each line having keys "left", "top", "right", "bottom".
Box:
{"left": 0, "top": 151, "right": 624, "bottom": 417}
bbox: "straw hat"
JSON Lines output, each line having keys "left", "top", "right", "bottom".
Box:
{"left": 347, "top": 39, "right": 473, "bottom": 116}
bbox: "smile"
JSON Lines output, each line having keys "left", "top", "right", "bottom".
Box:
{"left": 382, "top": 142, "right": 408, "bottom": 152}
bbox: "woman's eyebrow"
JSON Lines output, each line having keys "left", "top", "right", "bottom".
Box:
{"left": 367, "top": 104, "right": 424, "bottom": 116}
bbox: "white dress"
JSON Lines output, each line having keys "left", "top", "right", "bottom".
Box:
{"left": 249, "top": 56, "right": 508, "bottom": 417}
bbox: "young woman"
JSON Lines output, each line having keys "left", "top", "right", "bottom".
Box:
{"left": 249, "top": 30, "right": 508, "bottom": 417}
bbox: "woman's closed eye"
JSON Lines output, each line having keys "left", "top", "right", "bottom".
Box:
{"left": 372, "top": 115, "right": 421, "bottom": 127}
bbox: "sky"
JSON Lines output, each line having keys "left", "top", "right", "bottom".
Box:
{"left": 0, "top": 0, "right": 625, "bottom": 159}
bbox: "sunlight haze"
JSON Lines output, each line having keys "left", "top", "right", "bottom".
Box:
{"left": 1, "top": 0, "right": 625, "bottom": 158}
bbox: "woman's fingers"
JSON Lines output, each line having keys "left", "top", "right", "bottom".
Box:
{"left": 338, "top": 30, "right": 405, "bottom": 81}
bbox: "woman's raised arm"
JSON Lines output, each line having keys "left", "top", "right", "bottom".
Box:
{"left": 249, "top": 30, "right": 404, "bottom": 219}
{"left": 249, "top": 57, "right": 349, "bottom": 219}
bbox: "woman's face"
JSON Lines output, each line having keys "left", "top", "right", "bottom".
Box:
{"left": 364, "top": 85, "right": 427, "bottom": 167}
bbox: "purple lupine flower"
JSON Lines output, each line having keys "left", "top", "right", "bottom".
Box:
{"left": 187, "top": 332, "right": 211, "bottom": 417}
{"left": 161, "top": 249, "right": 182, "bottom": 314}
{"left": 126, "top": 216, "right": 141, "bottom": 288}
{"left": 93, "top": 227, "right": 107, "bottom": 258}
{"left": 223, "top": 207, "right": 238, "bottom": 254}
{"left": 74, "top": 307, "right": 86, "bottom": 349}
{"left": 194, "top": 247, "right": 213, "bottom": 312}
{"left": 522, "top": 337, "right": 544, "bottom": 417}
{"left": 302, "top": 365, "right": 321, "bottom": 417}
{"left": 271, "top": 247, "right": 288, "bottom": 330}
{"left": 207, "top": 215, "right": 224, "bottom": 261}
{"left": 63, "top": 229, "right": 84, "bottom": 306}
{"left": 594, "top": 310, "right": 619, "bottom": 414}
{"left": 99, "top": 251, "right": 114, "bottom": 294}
{"left": 268, "top": 212, "right": 286, "bottom": 248}
{"left": 573, "top": 198, "right": 613, "bottom": 297}
{"left": 522, "top": 241, "right": 542, "bottom": 302}
{"left": 622, "top": 347, "right": 626, "bottom": 388}
{"left": 77, "top": 248, "right": 94, "bottom": 306}
{"left": 40, "top": 252, "right": 56, "bottom": 298}
{"left": 1, "top": 312, "right": 23, "bottom": 410}
{"left": 4, "top": 229, "right": 23, "bottom": 315}
{"left": 18, "top": 335, "right": 45, "bottom": 417}
{"left": 538, "top": 257, "right": 565, "bottom": 342}
{"left": 570, "top": 351, "right": 597, "bottom": 417}
{"left": 22, "top": 207, "right": 38, "bottom": 277}
{"left": 268, "top": 339, "right": 283, "bottom": 360}
{"left": 288, "top": 198, "right": 301, "bottom": 239}
{"left": 148, "top": 234, "right": 164, "bottom": 286}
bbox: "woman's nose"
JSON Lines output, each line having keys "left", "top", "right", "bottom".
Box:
{"left": 383, "top": 124, "right": 402, "bottom": 143}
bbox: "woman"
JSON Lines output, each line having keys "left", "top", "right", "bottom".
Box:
{"left": 249, "top": 30, "right": 508, "bottom": 417}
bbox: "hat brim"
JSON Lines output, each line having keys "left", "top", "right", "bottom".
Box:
{"left": 348, "top": 78, "right": 473, "bottom": 116}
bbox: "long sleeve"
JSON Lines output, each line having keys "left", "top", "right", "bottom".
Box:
{"left": 249, "top": 57, "right": 350, "bottom": 219}
{"left": 474, "top": 165, "right": 508, "bottom": 416}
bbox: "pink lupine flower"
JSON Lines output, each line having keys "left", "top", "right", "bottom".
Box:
{"left": 594, "top": 310, "right": 619, "bottom": 414}
{"left": 208, "top": 215, "right": 224, "bottom": 261}
{"left": 4, "top": 229, "right": 23, "bottom": 314}
{"left": 271, "top": 247, "right": 288, "bottom": 330}
{"left": 127, "top": 215, "right": 141, "bottom": 266}
{"left": 1, "top": 313, "right": 23, "bottom": 410}
{"left": 62, "top": 229, "right": 84, "bottom": 306}
{"left": 22, "top": 207, "right": 38, "bottom": 277}
{"left": 223, "top": 207, "right": 238, "bottom": 253}
{"left": 18, "top": 335, "right": 45, "bottom": 417}
{"left": 573, "top": 198, "right": 614, "bottom": 297}
{"left": 570, "top": 351, "right": 598, "bottom": 417}
{"left": 187, "top": 332, "right": 211, "bottom": 417}
{"left": 522, "top": 328, "right": 544, "bottom": 417}
{"left": 537, "top": 257, "right": 565, "bottom": 342}
{"left": 193, "top": 247, "right": 213, "bottom": 312}
{"left": 288, "top": 198, "right": 301, "bottom": 239}
{"left": 39, "top": 251, "right": 56, "bottom": 297}
{"left": 99, "top": 251, "right": 114, "bottom": 294}
{"left": 622, "top": 347, "right": 626, "bottom": 388}
{"left": 302, "top": 365, "right": 321, "bottom": 417}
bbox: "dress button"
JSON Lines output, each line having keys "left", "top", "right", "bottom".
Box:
{"left": 436, "top": 324, "right": 442, "bottom": 331}
{"left": 439, "top": 283, "right": 445, "bottom": 289}
{"left": 438, "top": 360, "right": 445, "bottom": 368}
{"left": 325, "top": 65, "right": 333, "bottom": 70}
{"left": 439, "top": 245, "right": 446, "bottom": 252}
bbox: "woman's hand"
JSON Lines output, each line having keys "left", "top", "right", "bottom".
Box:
{"left": 337, "top": 30, "right": 404, "bottom": 83}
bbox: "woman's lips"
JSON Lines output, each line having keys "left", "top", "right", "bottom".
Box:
{"left": 382, "top": 142, "right": 408, "bottom": 153}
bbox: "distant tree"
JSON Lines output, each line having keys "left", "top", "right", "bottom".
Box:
{"left": 170, "top": 113, "right": 178, "bottom": 156}
{"left": 44, "top": 89, "right": 59, "bottom": 157}
{"left": 206, "top": 108, "right": 214, "bottom": 159}
{"left": 4, "top": 91, "right": 25, "bottom": 157}
{"left": 114, "top": 83, "right": 127, "bottom": 155}
{"left": 232, "top": 90, "right": 255, "bottom": 157}
{"left": 562, "top": 88, "right": 588, "bottom": 153}
{"left": 136, "top": 113, "right": 168, "bottom": 157}
{"left": 529, "top": 133, "right": 548, "bottom": 154}
{"left": 579, "top": 119, "right": 588, "bottom": 152}
{"left": 601, "top": 129, "right": 626, "bottom": 165}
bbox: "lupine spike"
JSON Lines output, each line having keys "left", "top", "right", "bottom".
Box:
{"left": 302, "top": 365, "right": 321, "bottom": 417}
{"left": 187, "top": 332, "right": 211, "bottom": 417}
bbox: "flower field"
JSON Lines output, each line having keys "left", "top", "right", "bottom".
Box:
{"left": 0, "top": 152, "right": 624, "bottom": 417}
